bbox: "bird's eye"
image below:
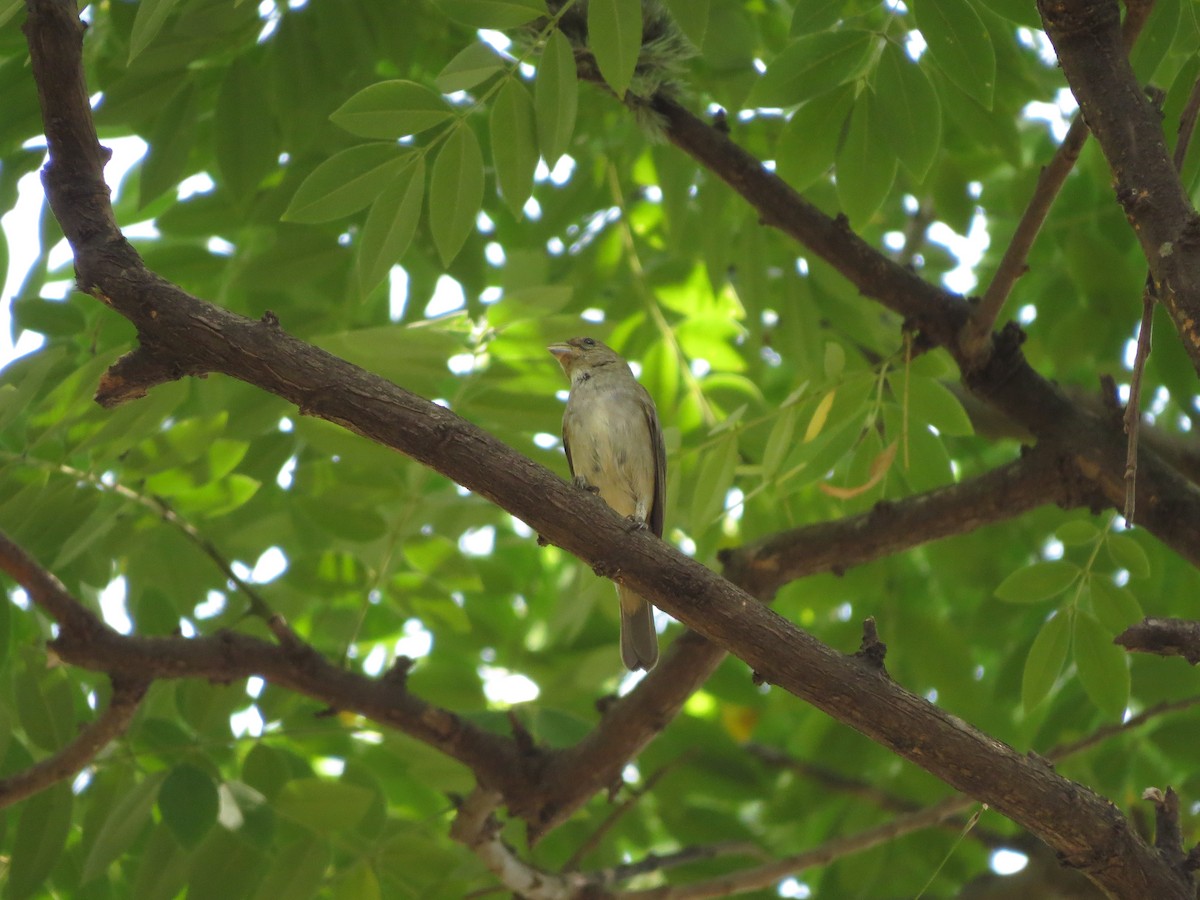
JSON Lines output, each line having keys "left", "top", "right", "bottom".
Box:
{"left": 582, "top": 338, "right": 595, "bottom": 347}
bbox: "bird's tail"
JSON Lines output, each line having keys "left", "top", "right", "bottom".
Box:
{"left": 618, "top": 587, "right": 659, "bottom": 671}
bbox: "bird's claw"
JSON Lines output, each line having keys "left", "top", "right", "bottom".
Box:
{"left": 573, "top": 476, "right": 600, "bottom": 494}
{"left": 625, "top": 515, "right": 648, "bottom": 532}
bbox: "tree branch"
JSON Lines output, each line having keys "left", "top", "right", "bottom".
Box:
{"left": 20, "top": 2, "right": 1200, "bottom": 895}
{"left": 720, "top": 443, "right": 1091, "bottom": 600}
{"left": 526, "top": 445, "right": 1091, "bottom": 837}
{"left": 962, "top": 0, "right": 1155, "bottom": 362}
{"left": 1038, "top": 0, "right": 1200, "bottom": 376}
{"left": 0, "top": 673, "right": 148, "bottom": 809}
{"left": 0, "top": 529, "right": 538, "bottom": 801}
{"left": 646, "top": 94, "right": 1200, "bottom": 570}
{"left": 1115, "top": 617, "right": 1200, "bottom": 663}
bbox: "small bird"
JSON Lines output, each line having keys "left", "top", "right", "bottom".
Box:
{"left": 548, "top": 337, "right": 666, "bottom": 670}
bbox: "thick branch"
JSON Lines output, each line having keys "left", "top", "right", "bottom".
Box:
{"left": 1038, "top": 0, "right": 1200, "bottom": 376}
{"left": 21, "top": 3, "right": 1200, "bottom": 895}
{"left": 527, "top": 444, "right": 1089, "bottom": 836}
{"left": 721, "top": 443, "right": 1088, "bottom": 599}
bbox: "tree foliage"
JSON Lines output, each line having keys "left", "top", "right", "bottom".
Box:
{"left": 2, "top": 0, "right": 1200, "bottom": 897}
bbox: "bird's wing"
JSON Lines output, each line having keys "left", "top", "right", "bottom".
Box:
{"left": 562, "top": 419, "right": 576, "bottom": 478}
{"left": 643, "top": 388, "right": 667, "bottom": 538}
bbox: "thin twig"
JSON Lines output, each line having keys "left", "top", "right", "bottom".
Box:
{"left": 598, "top": 842, "right": 765, "bottom": 887}
{"left": 1, "top": 453, "right": 273, "bottom": 618}
{"left": 962, "top": 1, "right": 1156, "bottom": 363}
{"left": 562, "top": 756, "right": 689, "bottom": 871}
{"left": 1122, "top": 63, "right": 1200, "bottom": 525}
{"left": 1124, "top": 284, "right": 1156, "bottom": 522}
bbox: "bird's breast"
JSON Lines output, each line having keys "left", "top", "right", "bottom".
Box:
{"left": 564, "top": 385, "right": 654, "bottom": 519}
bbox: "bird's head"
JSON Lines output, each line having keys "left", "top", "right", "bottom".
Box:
{"left": 547, "top": 336, "right": 623, "bottom": 381}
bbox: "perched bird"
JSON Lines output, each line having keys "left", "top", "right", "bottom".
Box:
{"left": 548, "top": 337, "right": 666, "bottom": 670}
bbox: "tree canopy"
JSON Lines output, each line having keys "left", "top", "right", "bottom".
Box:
{"left": 2, "top": 0, "right": 1200, "bottom": 897}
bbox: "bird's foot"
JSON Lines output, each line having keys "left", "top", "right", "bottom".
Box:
{"left": 624, "top": 514, "right": 649, "bottom": 532}
{"left": 573, "top": 476, "right": 600, "bottom": 494}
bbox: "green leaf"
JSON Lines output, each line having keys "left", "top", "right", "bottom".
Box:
{"left": 748, "top": 30, "right": 876, "bottom": 108}
{"left": 15, "top": 663, "right": 74, "bottom": 752}
{"left": 905, "top": 375, "right": 973, "bottom": 436}
{"left": 429, "top": 124, "right": 485, "bottom": 265}
{"left": 131, "top": 822, "right": 192, "bottom": 900}
{"left": 356, "top": 157, "right": 425, "bottom": 297}
{"left": 588, "top": 0, "right": 643, "bottom": 99}
{"left": 1073, "top": 611, "right": 1130, "bottom": 718}
{"left": 433, "top": 0, "right": 545, "bottom": 28}
{"left": 776, "top": 84, "right": 854, "bottom": 191}
{"left": 1055, "top": 520, "right": 1100, "bottom": 547}
{"left": 1022, "top": 611, "right": 1070, "bottom": 711}
{"left": 140, "top": 84, "right": 198, "bottom": 208}
{"left": 975, "top": 0, "right": 1042, "bottom": 27}
{"left": 1129, "top": 0, "right": 1181, "bottom": 83}
{"left": 872, "top": 45, "right": 941, "bottom": 179}
{"left": 7, "top": 784, "right": 73, "bottom": 900}
{"left": 159, "top": 764, "right": 220, "bottom": 848}
{"left": 334, "top": 861, "right": 383, "bottom": 900}
{"left": 762, "top": 407, "right": 798, "bottom": 480}
{"left": 81, "top": 772, "right": 168, "bottom": 883}
{"left": 252, "top": 836, "right": 331, "bottom": 900}
{"left": 535, "top": 29, "right": 579, "bottom": 163}
{"left": 51, "top": 493, "right": 123, "bottom": 571}
{"left": 0, "top": 0, "right": 24, "bottom": 28}
{"left": 790, "top": 0, "right": 847, "bottom": 35}
{"left": 911, "top": 0, "right": 996, "bottom": 109}
{"left": 486, "top": 284, "right": 574, "bottom": 327}
{"left": 1089, "top": 579, "right": 1144, "bottom": 635}
{"left": 490, "top": 79, "right": 539, "bottom": 217}
{"left": 835, "top": 90, "right": 897, "bottom": 226}
{"left": 275, "top": 779, "right": 376, "bottom": 831}
{"left": 824, "top": 342, "right": 846, "bottom": 379}
{"left": 665, "top": 0, "right": 709, "bottom": 48}
{"left": 994, "top": 560, "right": 1080, "bottom": 603}
{"left": 215, "top": 56, "right": 280, "bottom": 199}
{"left": 435, "top": 42, "right": 506, "bottom": 93}
{"left": 690, "top": 433, "right": 739, "bottom": 530}
{"left": 128, "top": 0, "right": 182, "bottom": 63}
{"left": 282, "top": 144, "right": 410, "bottom": 224}
{"left": 1105, "top": 532, "right": 1151, "bottom": 578}
{"left": 331, "top": 81, "right": 453, "bottom": 139}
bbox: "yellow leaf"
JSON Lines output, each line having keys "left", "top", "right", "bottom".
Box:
{"left": 804, "top": 389, "right": 837, "bottom": 442}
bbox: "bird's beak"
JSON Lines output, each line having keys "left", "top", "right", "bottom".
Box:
{"left": 547, "top": 343, "right": 573, "bottom": 366}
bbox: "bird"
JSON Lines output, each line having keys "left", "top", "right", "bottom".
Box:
{"left": 548, "top": 337, "right": 666, "bottom": 670}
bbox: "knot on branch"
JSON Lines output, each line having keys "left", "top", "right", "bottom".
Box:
{"left": 853, "top": 616, "right": 888, "bottom": 673}
{"left": 964, "top": 322, "right": 1025, "bottom": 394}
{"left": 381, "top": 655, "right": 414, "bottom": 689}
